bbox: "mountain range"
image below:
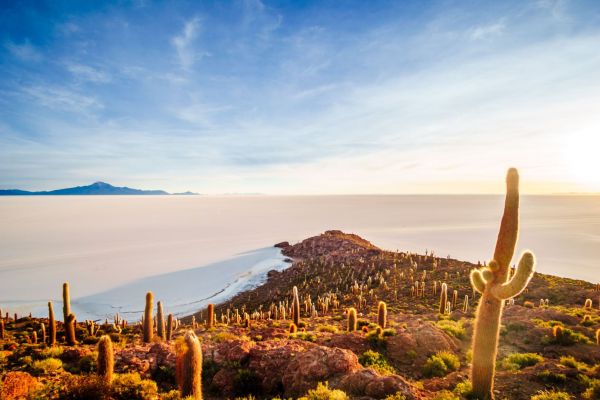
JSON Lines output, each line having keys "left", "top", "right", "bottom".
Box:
{"left": 0, "top": 182, "right": 197, "bottom": 196}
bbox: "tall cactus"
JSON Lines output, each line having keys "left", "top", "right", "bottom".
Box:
{"left": 48, "top": 302, "right": 56, "bottom": 346}
{"left": 167, "top": 314, "right": 174, "bottom": 341}
{"left": 292, "top": 286, "right": 300, "bottom": 327}
{"left": 347, "top": 307, "right": 357, "bottom": 332}
{"left": 178, "top": 330, "right": 203, "bottom": 399}
{"left": 65, "top": 313, "right": 77, "bottom": 345}
{"left": 97, "top": 335, "right": 114, "bottom": 384}
{"left": 157, "top": 301, "right": 166, "bottom": 340}
{"left": 62, "top": 282, "right": 71, "bottom": 323}
{"left": 207, "top": 304, "right": 214, "bottom": 329}
{"left": 143, "top": 292, "right": 153, "bottom": 343}
{"left": 469, "top": 169, "right": 536, "bottom": 399}
{"left": 377, "top": 301, "right": 387, "bottom": 329}
{"left": 439, "top": 283, "right": 448, "bottom": 314}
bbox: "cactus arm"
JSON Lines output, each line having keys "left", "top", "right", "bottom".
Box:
{"left": 490, "top": 252, "right": 535, "bottom": 300}
{"left": 493, "top": 168, "right": 519, "bottom": 272}
{"left": 470, "top": 270, "right": 487, "bottom": 293}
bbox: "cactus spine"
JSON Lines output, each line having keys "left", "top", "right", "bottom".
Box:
{"left": 157, "top": 301, "right": 166, "bottom": 340}
{"left": 439, "top": 283, "right": 448, "bottom": 314}
{"left": 347, "top": 307, "right": 357, "bottom": 332}
{"left": 97, "top": 335, "right": 114, "bottom": 384}
{"left": 469, "top": 169, "right": 536, "bottom": 399}
{"left": 377, "top": 301, "right": 387, "bottom": 328}
{"left": 62, "top": 282, "right": 71, "bottom": 324}
{"left": 178, "top": 330, "right": 203, "bottom": 399}
{"left": 292, "top": 286, "right": 300, "bottom": 327}
{"left": 207, "top": 304, "right": 214, "bottom": 328}
{"left": 143, "top": 292, "right": 153, "bottom": 343}
{"left": 65, "top": 313, "right": 77, "bottom": 345}
{"left": 48, "top": 302, "right": 56, "bottom": 346}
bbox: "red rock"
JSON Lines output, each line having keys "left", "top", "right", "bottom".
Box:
{"left": 340, "top": 368, "right": 419, "bottom": 399}
{"left": 282, "top": 345, "right": 361, "bottom": 396}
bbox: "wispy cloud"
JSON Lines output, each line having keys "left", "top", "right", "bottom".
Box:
{"left": 66, "top": 63, "right": 111, "bottom": 83}
{"left": 19, "top": 85, "right": 103, "bottom": 113}
{"left": 171, "top": 17, "right": 205, "bottom": 70}
{"left": 4, "top": 39, "right": 43, "bottom": 62}
{"left": 468, "top": 21, "right": 505, "bottom": 40}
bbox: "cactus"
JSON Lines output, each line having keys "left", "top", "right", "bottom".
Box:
{"left": 207, "top": 304, "right": 214, "bottom": 328}
{"left": 0, "top": 320, "right": 4, "bottom": 339}
{"left": 292, "top": 286, "right": 300, "bottom": 327}
{"left": 62, "top": 282, "right": 71, "bottom": 324}
{"left": 143, "top": 292, "right": 153, "bottom": 343}
{"left": 469, "top": 169, "right": 536, "bottom": 399}
{"left": 553, "top": 325, "right": 564, "bottom": 341}
{"left": 347, "top": 307, "right": 357, "bottom": 332}
{"left": 178, "top": 330, "right": 203, "bottom": 399}
{"left": 289, "top": 322, "right": 298, "bottom": 333}
{"left": 32, "top": 331, "right": 37, "bottom": 344}
{"left": 40, "top": 323, "right": 46, "bottom": 344}
{"left": 596, "top": 328, "right": 599, "bottom": 345}
{"left": 463, "top": 295, "right": 469, "bottom": 313}
{"left": 167, "top": 314, "right": 174, "bottom": 341}
{"left": 584, "top": 298, "right": 593, "bottom": 309}
{"left": 439, "top": 283, "right": 448, "bottom": 314}
{"left": 48, "top": 302, "right": 56, "bottom": 346}
{"left": 97, "top": 335, "right": 114, "bottom": 384}
{"left": 157, "top": 301, "right": 166, "bottom": 340}
{"left": 452, "top": 290, "right": 458, "bottom": 309}
{"left": 65, "top": 313, "right": 77, "bottom": 345}
{"left": 377, "top": 301, "right": 387, "bottom": 328}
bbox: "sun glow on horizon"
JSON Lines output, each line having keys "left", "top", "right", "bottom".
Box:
{"left": 562, "top": 130, "right": 600, "bottom": 193}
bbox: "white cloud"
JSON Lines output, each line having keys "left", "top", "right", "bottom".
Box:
{"left": 469, "top": 21, "right": 505, "bottom": 40}
{"left": 171, "top": 17, "right": 205, "bottom": 69}
{"left": 66, "top": 63, "right": 111, "bottom": 83}
{"left": 5, "top": 39, "right": 42, "bottom": 62}
{"left": 20, "top": 85, "right": 103, "bottom": 113}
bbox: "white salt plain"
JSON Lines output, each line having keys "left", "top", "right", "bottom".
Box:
{"left": 0, "top": 195, "right": 598, "bottom": 321}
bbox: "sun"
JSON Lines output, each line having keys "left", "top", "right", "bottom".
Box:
{"left": 562, "top": 130, "right": 600, "bottom": 191}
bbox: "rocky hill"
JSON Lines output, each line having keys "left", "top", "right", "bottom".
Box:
{"left": 2, "top": 229, "right": 598, "bottom": 400}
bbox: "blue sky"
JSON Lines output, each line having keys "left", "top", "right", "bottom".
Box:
{"left": 1, "top": 0, "right": 600, "bottom": 194}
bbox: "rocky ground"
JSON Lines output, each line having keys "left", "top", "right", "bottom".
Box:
{"left": 1, "top": 230, "right": 599, "bottom": 399}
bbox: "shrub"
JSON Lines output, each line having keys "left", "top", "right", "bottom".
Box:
{"left": 384, "top": 393, "right": 407, "bottom": 400}
{"left": 432, "top": 391, "right": 459, "bottom": 400}
{"left": 545, "top": 327, "right": 592, "bottom": 346}
{"left": 530, "top": 390, "right": 572, "bottom": 400}
{"left": 31, "top": 357, "right": 62, "bottom": 375}
{"left": 536, "top": 370, "right": 567, "bottom": 384}
{"left": 358, "top": 350, "right": 395, "bottom": 375}
{"left": 436, "top": 320, "right": 466, "bottom": 339}
{"left": 111, "top": 372, "right": 158, "bottom": 400}
{"left": 423, "top": 351, "right": 460, "bottom": 377}
{"left": 501, "top": 353, "right": 543, "bottom": 371}
{"left": 289, "top": 332, "right": 317, "bottom": 342}
{"left": 583, "top": 379, "right": 600, "bottom": 399}
{"left": 298, "top": 382, "right": 348, "bottom": 400}
{"left": 233, "top": 368, "right": 260, "bottom": 396}
{"left": 0, "top": 371, "right": 39, "bottom": 399}
{"left": 559, "top": 356, "right": 588, "bottom": 371}
{"left": 79, "top": 354, "right": 97, "bottom": 373}
{"left": 317, "top": 325, "right": 338, "bottom": 333}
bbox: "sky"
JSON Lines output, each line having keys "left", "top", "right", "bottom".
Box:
{"left": 1, "top": 0, "right": 600, "bottom": 195}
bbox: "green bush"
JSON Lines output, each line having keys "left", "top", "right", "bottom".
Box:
{"left": 384, "top": 393, "right": 407, "bottom": 400}
{"left": 317, "top": 325, "right": 338, "bottom": 333}
{"left": 530, "top": 390, "right": 572, "bottom": 400}
{"left": 559, "top": 356, "right": 588, "bottom": 371}
{"left": 536, "top": 370, "right": 566, "bottom": 384}
{"left": 546, "top": 327, "right": 593, "bottom": 346}
{"left": 233, "top": 368, "right": 260, "bottom": 396}
{"left": 501, "top": 353, "right": 543, "bottom": 371}
{"left": 583, "top": 379, "right": 600, "bottom": 399}
{"left": 436, "top": 320, "right": 466, "bottom": 339}
{"left": 423, "top": 351, "right": 460, "bottom": 377}
{"left": 298, "top": 382, "right": 348, "bottom": 400}
{"left": 111, "top": 372, "right": 158, "bottom": 400}
{"left": 358, "top": 350, "right": 395, "bottom": 375}
{"left": 289, "top": 332, "right": 317, "bottom": 342}
{"left": 31, "top": 357, "right": 63, "bottom": 375}
{"left": 453, "top": 380, "right": 474, "bottom": 398}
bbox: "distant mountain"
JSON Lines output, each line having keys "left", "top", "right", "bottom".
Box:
{"left": 0, "top": 182, "right": 171, "bottom": 196}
